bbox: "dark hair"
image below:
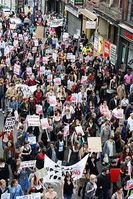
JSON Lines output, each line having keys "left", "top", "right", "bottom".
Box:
{"left": 11, "top": 179, "right": 18, "bottom": 187}
{"left": 102, "top": 167, "right": 109, "bottom": 173}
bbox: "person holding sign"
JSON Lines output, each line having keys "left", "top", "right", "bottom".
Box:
{"left": 8, "top": 179, "right": 23, "bottom": 199}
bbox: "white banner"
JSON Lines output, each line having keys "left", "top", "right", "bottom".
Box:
{"left": 20, "top": 160, "right": 36, "bottom": 169}
{"left": 15, "top": 84, "right": 31, "bottom": 98}
{"left": 16, "top": 193, "right": 41, "bottom": 199}
{"left": 44, "top": 154, "right": 89, "bottom": 181}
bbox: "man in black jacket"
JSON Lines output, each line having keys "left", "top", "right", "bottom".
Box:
{"left": 0, "top": 158, "right": 9, "bottom": 185}
{"left": 96, "top": 167, "right": 111, "bottom": 199}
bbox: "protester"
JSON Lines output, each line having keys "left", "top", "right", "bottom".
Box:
{"left": 0, "top": 8, "right": 132, "bottom": 199}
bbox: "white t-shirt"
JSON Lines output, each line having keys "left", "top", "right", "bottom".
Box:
{"left": 128, "top": 116, "right": 133, "bottom": 132}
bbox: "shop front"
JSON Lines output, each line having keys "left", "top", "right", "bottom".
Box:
{"left": 117, "top": 24, "right": 133, "bottom": 69}
{"left": 65, "top": 5, "right": 82, "bottom": 36}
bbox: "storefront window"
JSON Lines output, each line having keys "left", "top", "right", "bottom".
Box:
{"left": 128, "top": 44, "right": 133, "bottom": 68}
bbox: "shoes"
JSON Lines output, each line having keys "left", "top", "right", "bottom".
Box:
{"left": 0, "top": 109, "right": 2, "bottom": 111}
{"left": 2, "top": 111, "right": 4, "bottom": 114}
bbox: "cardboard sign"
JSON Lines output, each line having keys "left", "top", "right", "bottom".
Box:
{"left": 34, "top": 39, "right": 39, "bottom": 47}
{"left": 4, "top": 117, "right": 15, "bottom": 132}
{"left": 39, "top": 66, "right": 45, "bottom": 75}
{"left": 64, "top": 125, "right": 70, "bottom": 137}
{"left": 20, "top": 160, "right": 36, "bottom": 169}
{"left": 54, "top": 78, "right": 61, "bottom": 86}
{"left": 71, "top": 93, "right": 78, "bottom": 103}
{"left": 1, "top": 193, "right": 10, "bottom": 199}
{"left": 28, "top": 136, "right": 36, "bottom": 145}
{"left": 88, "top": 137, "right": 102, "bottom": 152}
{"left": 14, "top": 64, "right": 20, "bottom": 76}
{"left": 48, "top": 96, "right": 57, "bottom": 107}
{"left": 75, "top": 126, "right": 84, "bottom": 135}
{"left": 81, "top": 76, "right": 88, "bottom": 84}
{"left": 26, "top": 67, "right": 32, "bottom": 75}
{"left": 47, "top": 74, "right": 53, "bottom": 82}
{"left": 32, "top": 47, "right": 37, "bottom": 54}
{"left": 27, "top": 115, "right": 40, "bottom": 126}
{"left": 10, "top": 24, "right": 16, "bottom": 29}
{"left": 41, "top": 118, "right": 49, "bottom": 129}
{"left": 35, "top": 25, "right": 44, "bottom": 39}
{"left": 112, "top": 108, "right": 124, "bottom": 119}
{"left": 36, "top": 104, "right": 43, "bottom": 115}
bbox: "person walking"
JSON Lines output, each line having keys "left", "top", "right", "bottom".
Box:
{"left": 84, "top": 174, "right": 97, "bottom": 199}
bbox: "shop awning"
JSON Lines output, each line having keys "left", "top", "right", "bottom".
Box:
{"left": 79, "top": 9, "right": 97, "bottom": 21}
{"left": 65, "top": 5, "right": 79, "bottom": 18}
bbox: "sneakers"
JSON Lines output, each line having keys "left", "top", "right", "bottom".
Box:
{"left": 0, "top": 109, "right": 2, "bottom": 111}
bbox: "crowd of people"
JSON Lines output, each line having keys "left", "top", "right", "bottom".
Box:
{"left": 0, "top": 7, "right": 132, "bottom": 199}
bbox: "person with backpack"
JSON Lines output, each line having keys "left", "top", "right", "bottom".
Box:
{"left": 84, "top": 174, "right": 97, "bottom": 199}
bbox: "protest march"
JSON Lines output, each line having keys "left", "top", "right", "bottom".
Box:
{"left": 0, "top": 4, "right": 132, "bottom": 199}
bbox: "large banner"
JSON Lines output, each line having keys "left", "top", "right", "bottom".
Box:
{"left": 44, "top": 154, "right": 89, "bottom": 182}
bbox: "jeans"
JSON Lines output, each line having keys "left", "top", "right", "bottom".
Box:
{"left": 64, "top": 194, "right": 72, "bottom": 199}
{"left": 0, "top": 96, "right": 5, "bottom": 110}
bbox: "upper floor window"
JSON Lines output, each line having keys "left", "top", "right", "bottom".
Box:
{"left": 130, "top": 1, "right": 133, "bottom": 21}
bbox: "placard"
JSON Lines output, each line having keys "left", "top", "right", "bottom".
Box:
{"left": 26, "top": 67, "right": 32, "bottom": 75}
{"left": 35, "top": 26, "right": 44, "bottom": 39}
{"left": 41, "top": 118, "right": 49, "bottom": 129}
{"left": 39, "top": 66, "right": 45, "bottom": 75}
{"left": 20, "top": 160, "right": 36, "bottom": 169}
{"left": 48, "top": 96, "right": 57, "bottom": 107}
{"left": 10, "top": 24, "right": 16, "bottom": 29}
{"left": 86, "top": 21, "right": 96, "bottom": 29}
{"left": 28, "top": 136, "right": 36, "bottom": 145}
{"left": 112, "top": 108, "right": 124, "bottom": 119}
{"left": 75, "top": 126, "right": 84, "bottom": 135}
{"left": 47, "top": 74, "right": 52, "bottom": 82}
{"left": 1, "top": 193, "right": 10, "bottom": 199}
{"left": 14, "top": 64, "right": 20, "bottom": 76}
{"left": 110, "top": 44, "right": 117, "bottom": 65}
{"left": 4, "top": 116, "right": 15, "bottom": 132}
{"left": 36, "top": 105, "right": 43, "bottom": 115}
{"left": 88, "top": 137, "right": 102, "bottom": 152}
{"left": 54, "top": 78, "right": 61, "bottom": 85}
{"left": 64, "top": 125, "right": 70, "bottom": 137}
{"left": 81, "top": 76, "right": 88, "bottom": 84}
{"left": 27, "top": 115, "right": 40, "bottom": 126}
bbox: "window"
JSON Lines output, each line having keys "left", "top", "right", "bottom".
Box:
{"left": 128, "top": 0, "right": 133, "bottom": 22}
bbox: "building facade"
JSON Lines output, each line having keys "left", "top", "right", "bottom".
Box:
{"left": 117, "top": 0, "right": 133, "bottom": 68}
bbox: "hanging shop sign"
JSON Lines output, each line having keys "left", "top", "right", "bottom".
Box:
{"left": 110, "top": 44, "right": 117, "bottom": 65}
{"left": 104, "top": 40, "right": 110, "bottom": 58}
{"left": 86, "top": 21, "right": 96, "bottom": 29}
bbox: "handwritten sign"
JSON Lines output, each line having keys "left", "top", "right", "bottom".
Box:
{"left": 41, "top": 118, "right": 49, "bottom": 129}
{"left": 27, "top": 115, "right": 40, "bottom": 126}
{"left": 20, "top": 160, "right": 36, "bottom": 169}
{"left": 4, "top": 116, "right": 15, "bottom": 132}
{"left": 88, "top": 137, "right": 102, "bottom": 152}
